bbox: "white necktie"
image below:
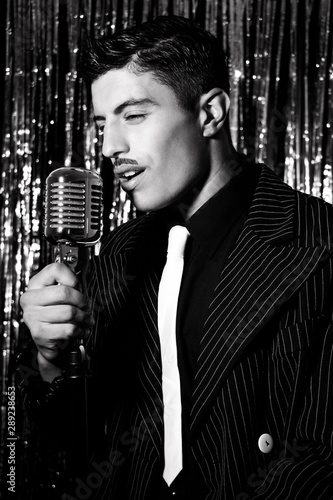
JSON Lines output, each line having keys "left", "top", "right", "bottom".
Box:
{"left": 158, "top": 225, "right": 189, "bottom": 486}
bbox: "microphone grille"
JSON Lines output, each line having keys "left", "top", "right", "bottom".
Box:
{"left": 44, "top": 167, "right": 103, "bottom": 246}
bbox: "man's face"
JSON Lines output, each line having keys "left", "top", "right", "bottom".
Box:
{"left": 92, "top": 67, "right": 209, "bottom": 212}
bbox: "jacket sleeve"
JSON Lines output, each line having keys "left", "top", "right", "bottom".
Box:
{"left": 16, "top": 250, "right": 115, "bottom": 454}
{"left": 16, "top": 337, "right": 70, "bottom": 431}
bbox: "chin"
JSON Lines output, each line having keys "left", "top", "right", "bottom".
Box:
{"left": 132, "top": 195, "right": 172, "bottom": 213}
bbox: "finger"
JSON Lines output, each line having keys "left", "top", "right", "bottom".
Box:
{"left": 30, "top": 304, "right": 94, "bottom": 327}
{"left": 22, "top": 304, "right": 94, "bottom": 339}
{"left": 36, "top": 336, "right": 83, "bottom": 361}
{"left": 34, "top": 322, "right": 89, "bottom": 344}
{"left": 33, "top": 323, "right": 90, "bottom": 361}
{"left": 28, "top": 263, "right": 80, "bottom": 291}
{"left": 21, "top": 284, "right": 90, "bottom": 310}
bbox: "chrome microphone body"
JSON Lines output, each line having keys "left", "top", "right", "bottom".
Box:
{"left": 44, "top": 166, "right": 103, "bottom": 272}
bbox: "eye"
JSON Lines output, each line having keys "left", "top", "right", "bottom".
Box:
{"left": 124, "top": 113, "right": 147, "bottom": 123}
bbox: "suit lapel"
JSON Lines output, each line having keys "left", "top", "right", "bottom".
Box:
{"left": 133, "top": 232, "right": 165, "bottom": 456}
{"left": 190, "top": 165, "right": 327, "bottom": 433}
{"left": 96, "top": 212, "right": 169, "bottom": 456}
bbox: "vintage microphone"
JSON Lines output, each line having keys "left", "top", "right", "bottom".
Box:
{"left": 44, "top": 166, "right": 103, "bottom": 481}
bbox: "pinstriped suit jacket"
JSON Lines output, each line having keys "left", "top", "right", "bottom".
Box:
{"left": 87, "top": 164, "right": 333, "bottom": 500}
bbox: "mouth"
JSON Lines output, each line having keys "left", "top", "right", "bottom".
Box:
{"left": 114, "top": 165, "right": 145, "bottom": 187}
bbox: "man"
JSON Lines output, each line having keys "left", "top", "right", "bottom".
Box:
{"left": 19, "top": 15, "right": 333, "bottom": 500}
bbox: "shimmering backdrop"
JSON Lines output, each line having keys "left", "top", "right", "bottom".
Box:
{"left": 0, "top": 0, "right": 332, "bottom": 497}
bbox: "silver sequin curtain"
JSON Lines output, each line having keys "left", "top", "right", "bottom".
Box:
{"left": 0, "top": 0, "right": 332, "bottom": 498}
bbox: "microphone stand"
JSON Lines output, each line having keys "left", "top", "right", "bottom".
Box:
{"left": 54, "top": 242, "right": 90, "bottom": 484}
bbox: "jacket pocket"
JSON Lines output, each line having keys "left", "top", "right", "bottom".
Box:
{"left": 269, "top": 315, "right": 328, "bottom": 359}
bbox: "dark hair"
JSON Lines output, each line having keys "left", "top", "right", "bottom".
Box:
{"left": 79, "top": 15, "right": 230, "bottom": 113}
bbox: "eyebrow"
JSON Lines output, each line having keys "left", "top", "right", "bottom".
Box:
{"left": 93, "top": 98, "right": 157, "bottom": 123}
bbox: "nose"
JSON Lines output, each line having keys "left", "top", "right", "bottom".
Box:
{"left": 102, "top": 124, "right": 129, "bottom": 158}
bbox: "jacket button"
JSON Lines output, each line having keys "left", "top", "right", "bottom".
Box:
{"left": 258, "top": 433, "right": 274, "bottom": 453}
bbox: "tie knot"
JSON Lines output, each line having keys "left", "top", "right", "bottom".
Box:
{"left": 167, "top": 225, "right": 189, "bottom": 259}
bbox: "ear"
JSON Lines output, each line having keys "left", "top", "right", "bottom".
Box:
{"left": 199, "top": 88, "right": 230, "bottom": 137}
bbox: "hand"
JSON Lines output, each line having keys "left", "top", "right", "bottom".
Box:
{"left": 20, "top": 263, "right": 94, "bottom": 380}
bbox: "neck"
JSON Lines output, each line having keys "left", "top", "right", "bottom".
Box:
{"left": 177, "top": 138, "right": 243, "bottom": 220}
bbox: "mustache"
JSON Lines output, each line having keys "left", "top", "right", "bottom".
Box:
{"left": 112, "top": 158, "right": 138, "bottom": 168}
